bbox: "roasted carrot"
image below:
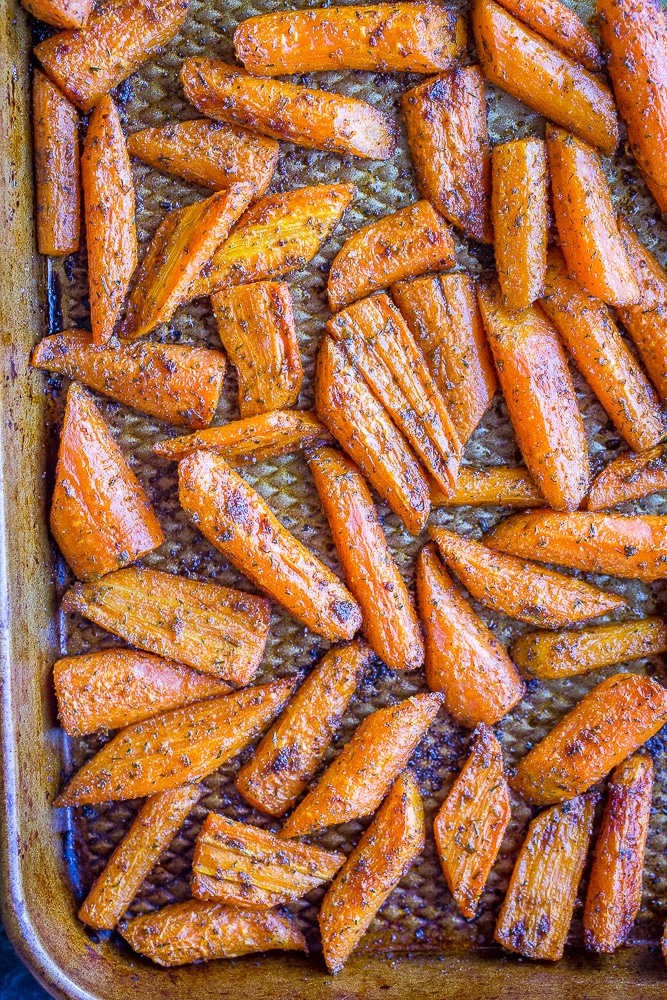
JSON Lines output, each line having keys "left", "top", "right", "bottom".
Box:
{"left": 81, "top": 97, "right": 137, "bottom": 346}
{"left": 315, "top": 336, "right": 431, "bottom": 535}
{"left": 236, "top": 641, "right": 371, "bottom": 817}
{"left": 54, "top": 676, "right": 296, "bottom": 807}
{"left": 617, "top": 217, "right": 667, "bottom": 401}
{"left": 22, "top": 0, "right": 91, "bottom": 29}
{"left": 234, "top": 4, "right": 467, "bottom": 75}
{"left": 546, "top": 127, "right": 640, "bottom": 307}
{"left": 178, "top": 451, "right": 362, "bottom": 641}
{"left": 180, "top": 59, "right": 395, "bottom": 161}
{"left": 211, "top": 282, "right": 302, "bottom": 416}
{"left": 431, "top": 466, "right": 544, "bottom": 508}
{"left": 318, "top": 771, "right": 424, "bottom": 974}
{"left": 280, "top": 693, "right": 442, "bottom": 838}
{"left": 495, "top": 0, "right": 601, "bottom": 69}
{"left": 127, "top": 119, "right": 278, "bottom": 195}
{"left": 511, "top": 618, "right": 667, "bottom": 680}
{"left": 392, "top": 273, "right": 497, "bottom": 444}
{"left": 327, "top": 201, "right": 455, "bottom": 312}
{"left": 308, "top": 446, "right": 424, "bottom": 671}
{"left": 430, "top": 527, "right": 626, "bottom": 628}
{"left": 476, "top": 281, "right": 590, "bottom": 511}
{"left": 472, "top": 0, "right": 618, "bottom": 155}
{"left": 32, "top": 69, "right": 80, "bottom": 256}
{"left": 434, "top": 726, "right": 511, "bottom": 919}
{"left": 79, "top": 785, "right": 202, "bottom": 929}
{"left": 588, "top": 444, "right": 667, "bottom": 510}
{"left": 402, "top": 68, "right": 492, "bottom": 244}
{"left": 60, "top": 566, "right": 271, "bottom": 684}
{"left": 191, "top": 814, "right": 344, "bottom": 908}
{"left": 34, "top": 0, "right": 189, "bottom": 112}
{"left": 495, "top": 795, "right": 596, "bottom": 960}
{"left": 491, "top": 138, "right": 549, "bottom": 309}
{"left": 416, "top": 543, "right": 524, "bottom": 725}
{"left": 121, "top": 900, "right": 306, "bottom": 967}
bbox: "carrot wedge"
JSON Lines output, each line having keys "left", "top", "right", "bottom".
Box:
{"left": 617, "top": 217, "right": 667, "bottom": 401}
{"left": 191, "top": 814, "right": 345, "bottom": 907}
{"left": 583, "top": 754, "right": 654, "bottom": 952}
{"left": 33, "top": 70, "right": 80, "bottom": 256}
{"left": 54, "top": 677, "right": 296, "bottom": 807}
{"left": 318, "top": 771, "right": 424, "bottom": 974}
{"left": 79, "top": 785, "right": 202, "bottom": 929}
{"left": 494, "top": 0, "right": 602, "bottom": 69}
{"left": 430, "top": 466, "right": 544, "bottom": 508}
{"left": 495, "top": 795, "right": 596, "bottom": 960}
{"left": 23, "top": 0, "right": 92, "bottom": 29}
{"left": 472, "top": 0, "right": 618, "bottom": 155}
{"left": 60, "top": 566, "right": 271, "bottom": 684}
{"left": 34, "top": 0, "right": 189, "bottom": 112}
{"left": 121, "top": 900, "right": 306, "bottom": 967}
{"left": 236, "top": 640, "right": 371, "bottom": 817}
{"left": 279, "top": 693, "right": 442, "bottom": 838}
{"left": 434, "top": 726, "right": 511, "bottom": 918}
{"left": 429, "top": 527, "right": 626, "bottom": 628}
{"left": 588, "top": 444, "right": 667, "bottom": 510}
{"left": 327, "top": 201, "right": 455, "bottom": 313}
{"left": 178, "top": 451, "right": 362, "bottom": 641}
{"left": 180, "top": 59, "right": 395, "bottom": 160}
{"left": 308, "top": 446, "right": 424, "bottom": 671}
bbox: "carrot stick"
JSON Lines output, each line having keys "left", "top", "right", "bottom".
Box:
{"left": 236, "top": 640, "right": 371, "bottom": 817}
{"left": 495, "top": 0, "right": 602, "bottom": 69}
{"left": 476, "top": 281, "right": 590, "bottom": 511}
{"left": 588, "top": 444, "right": 667, "bottom": 510}
{"left": 430, "top": 465, "right": 544, "bottom": 508}
{"left": 177, "top": 450, "right": 362, "bottom": 641}
{"left": 22, "top": 0, "right": 92, "bottom": 29}
{"left": 78, "top": 785, "right": 202, "bottom": 929}
{"left": 308, "top": 446, "right": 424, "bottom": 671}
{"left": 430, "top": 526, "right": 626, "bottom": 628}
{"left": 32, "top": 70, "right": 80, "bottom": 256}
{"left": 402, "top": 68, "right": 492, "bottom": 244}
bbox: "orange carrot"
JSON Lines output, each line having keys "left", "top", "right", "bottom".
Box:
{"left": 430, "top": 465, "right": 544, "bottom": 508}
{"left": 32, "top": 69, "right": 80, "bottom": 255}
{"left": 617, "top": 217, "right": 667, "bottom": 401}
{"left": 495, "top": 0, "right": 602, "bottom": 69}
{"left": 22, "top": 0, "right": 92, "bottom": 29}
{"left": 588, "top": 444, "right": 667, "bottom": 510}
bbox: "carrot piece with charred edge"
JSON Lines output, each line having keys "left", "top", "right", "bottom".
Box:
{"left": 180, "top": 59, "right": 395, "bottom": 161}
{"left": 495, "top": 0, "right": 602, "bottom": 69}
{"left": 22, "top": 0, "right": 92, "bottom": 29}
{"left": 120, "top": 900, "right": 306, "bottom": 967}
{"left": 416, "top": 543, "right": 524, "bottom": 726}
{"left": 191, "top": 814, "right": 345, "bottom": 908}
{"left": 54, "top": 676, "right": 296, "bottom": 807}
{"left": 234, "top": 4, "right": 467, "bottom": 76}
{"left": 431, "top": 466, "right": 544, "bottom": 508}
{"left": 318, "top": 771, "right": 424, "bottom": 974}
{"left": 495, "top": 794, "right": 597, "bottom": 960}
{"left": 34, "top": 0, "right": 189, "bottom": 112}
{"left": 279, "top": 693, "right": 442, "bottom": 838}
{"left": 327, "top": 201, "right": 456, "bottom": 313}
{"left": 588, "top": 444, "right": 667, "bottom": 510}
{"left": 82, "top": 97, "right": 137, "bottom": 346}
{"left": 127, "top": 119, "right": 278, "bottom": 196}
{"left": 177, "top": 451, "right": 362, "bottom": 642}
{"left": 308, "top": 446, "right": 424, "bottom": 671}
{"left": 429, "top": 527, "right": 626, "bottom": 629}
{"left": 434, "top": 726, "right": 511, "bottom": 918}
{"left": 32, "top": 70, "right": 80, "bottom": 255}
{"left": 60, "top": 566, "right": 271, "bottom": 683}
{"left": 476, "top": 281, "right": 590, "bottom": 511}
{"left": 402, "top": 68, "right": 492, "bottom": 244}
{"left": 472, "top": 0, "right": 618, "bottom": 155}
{"left": 79, "top": 785, "right": 202, "bottom": 929}
{"left": 491, "top": 138, "right": 549, "bottom": 309}
{"left": 392, "top": 273, "right": 497, "bottom": 444}
{"left": 236, "top": 641, "right": 371, "bottom": 818}
{"left": 211, "top": 282, "right": 302, "bottom": 417}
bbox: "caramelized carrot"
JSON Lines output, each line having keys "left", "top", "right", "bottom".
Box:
{"left": 79, "top": 785, "right": 201, "bottom": 929}
{"left": 430, "top": 527, "right": 626, "bottom": 628}
{"left": 495, "top": 795, "right": 596, "bottom": 960}
{"left": 472, "top": 0, "right": 618, "bottom": 155}
{"left": 495, "top": 0, "right": 602, "bottom": 69}
{"left": 60, "top": 566, "right": 271, "bottom": 683}
{"left": 617, "top": 217, "right": 667, "bottom": 401}
{"left": 211, "top": 282, "right": 302, "bottom": 416}
{"left": 588, "top": 444, "right": 667, "bottom": 510}
{"left": 308, "top": 446, "right": 424, "bottom": 671}
{"left": 180, "top": 59, "right": 395, "bottom": 160}
{"left": 32, "top": 70, "right": 80, "bottom": 255}
{"left": 318, "top": 772, "right": 424, "bottom": 974}
{"left": 476, "top": 281, "right": 590, "bottom": 511}
{"left": 22, "top": 0, "right": 92, "bottom": 29}
{"left": 327, "top": 201, "right": 455, "bottom": 312}
{"left": 402, "top": 68, "right": 491, "bottom": 243}
{"left": 34, "top": 0, "right": 189, "bottom": 112}
{"left": 236, "top": 641, "right": 371, "bottom": 817}
{"left": 392, "top": 273, "right": 497, "bottom": 444}
{"left": 434, "top": 726, "right": 511, "bottom": 918}
{"left": 81, "top": 97, "right": 137, "bottom": 346}
{"left": 431, "top": 465, "right": 544, "bottom": 508}
{"left": 54, "top": 677, "right": 296, "bottom": 807}
{"left": 280, "top": 693, "right": 442, "bottom": 838}
{"left": 178, "top": 451, "right": 362, "bottom": 641}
